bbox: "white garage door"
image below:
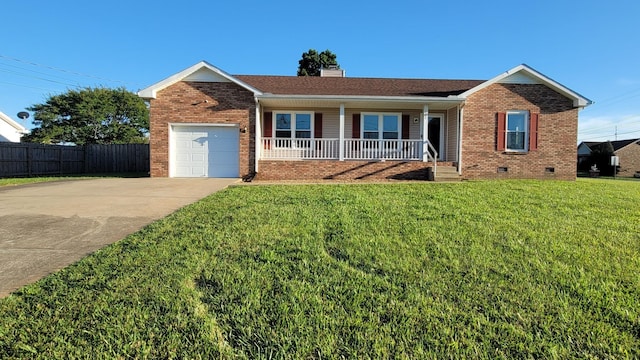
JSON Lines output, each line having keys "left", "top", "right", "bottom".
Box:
{"left": 172, "top": 125, "right": 239, "bottom": 178}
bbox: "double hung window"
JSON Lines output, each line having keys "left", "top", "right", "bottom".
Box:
{"left": 274, "top": 111, "right": 314, "bottom": 147}
{"left": 506, "top": 111, "right": 528, "bottom": 151}
{"left": 361, "top": 113, "right": 401, "bottom": 145}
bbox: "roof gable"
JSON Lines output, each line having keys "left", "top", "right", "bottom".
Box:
{"left": 460, "top": 64, "right": 593, "bottom": 108}
{"left": 577, "top": 142, "right": 594, "bottom": 155}
{"left": 137, "top": 61, "right": 262, "bottom": 99}
{"left": 0, "top": 111, "right": 27, "bottom": 132}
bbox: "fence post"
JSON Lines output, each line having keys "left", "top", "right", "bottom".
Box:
{"left": 27, "top": 145, "right": 33, "bottom": 177}
{"left": 84, "top": 145, "right": 89, "bottom": 174}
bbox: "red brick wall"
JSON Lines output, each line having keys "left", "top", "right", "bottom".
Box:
{"left": 462, "top": 83, "right": 578, "bottom": 180}
{"left": 148, "top": 81, "right": 255, "bottom": 177}
{"left": 256, "top": 160, "right": 430, "bottom": 180}
{"left": 616, "top": 141, "right": 640, "bottom": 176}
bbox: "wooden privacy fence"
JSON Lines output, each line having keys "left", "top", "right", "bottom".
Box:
{"left": 0, "top": 143, "right": 149, "bottom": 178}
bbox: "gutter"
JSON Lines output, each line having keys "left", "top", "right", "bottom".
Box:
{"left": 256, "top": 94, "right": 465, "bottom": 104}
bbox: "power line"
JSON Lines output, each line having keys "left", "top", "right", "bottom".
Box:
{"left": 614, "top": 129, "right": 640, "bottom": 137}
{"left": 0, "top": 61, "right": 86, "bottom": 83}
{"left": 590, "top": 86, "right": 640, "bottom": 107}
{"left": 0, "top": 67, "right": 81, "bottom": 88}
{"left": 580, "top": 128, "right": 640, "bottom": 142}
{"left": 0, "top": 53, "right": 144, "bottom": 87}
{"left": 0, "top": 80, "right": 61, "bottom": 92}
{"left": 578, "top": 117, "right": 640, "bottom": 134}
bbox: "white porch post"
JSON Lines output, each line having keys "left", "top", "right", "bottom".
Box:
{"left": 422, "top": 104, "right": 429, "bottom": 162}
{"left": 458, "top": 105, "right": 464, "bottom": 175}
{"left": 255, "top": 100, "right": 261, "bottom": 172}
{"left": 339, "top": 103, "right": 345, "bottom": 161}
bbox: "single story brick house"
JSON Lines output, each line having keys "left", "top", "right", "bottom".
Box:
{"left": 578, "top": 139, "right": 640, "bottom": 176}
{"left": 138, "top": 61, "right": 592, "bottom": 181}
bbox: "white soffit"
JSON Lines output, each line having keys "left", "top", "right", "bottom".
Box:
{"left": 137, "top": 61, "right": 262, "bottom": 99}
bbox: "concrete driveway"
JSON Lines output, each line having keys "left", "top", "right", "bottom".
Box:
{"left": 0, "top": 178, "right": 238, "bottom": 297}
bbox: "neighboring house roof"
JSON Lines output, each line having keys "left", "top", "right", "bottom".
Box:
{"left": 578, "top": 139, "right": 640, "bottom": 154}
{"left": 138, "top": 61, "right": 592, "bottom": 110}
{"left": 611, "top": 138, "right": 640, "bottom": 151}
{"left": 0, "top": 111, "right": 28, "bottom": 133}
{"left": 580, "top": 142, "right": 601, "bottom": 151}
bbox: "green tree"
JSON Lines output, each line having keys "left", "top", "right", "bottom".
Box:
{"left": 297, "top": 49, "right": 339, "bottom": 76}
{"left": 23, "top": 87, "right": 149, "bottom": 145}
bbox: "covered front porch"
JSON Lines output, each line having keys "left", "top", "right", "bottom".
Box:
{"left": 255, "top": 96, "right": 463, "bottom": 179}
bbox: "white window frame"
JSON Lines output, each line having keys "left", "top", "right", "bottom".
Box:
{"left": 506, "top": 110, "right": 529, "bottom": 152}
{"left": 360, "top": 112, "right": 402, "bottom": 141}
{"left": 272, "top": 111, "right": 314, "bottom": 148}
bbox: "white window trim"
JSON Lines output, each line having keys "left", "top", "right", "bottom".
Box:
{"left": 506, "top": 110, "right": 529, "bottom": 152}
{"left": 272, "top": 110, "right": 314, "bottom": 148}
{"left": 360, "top": 112, "right": 402, "bottom": 141}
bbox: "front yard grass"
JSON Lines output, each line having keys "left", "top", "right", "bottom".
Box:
{"left": 0, "top": 179, "right": 638, "bottom": 358}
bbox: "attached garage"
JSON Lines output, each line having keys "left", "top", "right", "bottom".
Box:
{"left": 170, "top": 125, "right": 240, "bottom": 178}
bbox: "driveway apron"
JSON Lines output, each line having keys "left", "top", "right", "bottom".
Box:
{"left": 0, "top": 178, "right": 238, "bottom": 297}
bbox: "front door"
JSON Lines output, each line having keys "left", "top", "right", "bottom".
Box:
{"left": 428, "top": 115, "right": 444, "bottom": 160}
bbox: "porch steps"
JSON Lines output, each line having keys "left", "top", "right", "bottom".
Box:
{"left": 434, "top": 165, "right": 461, "bottom": 182}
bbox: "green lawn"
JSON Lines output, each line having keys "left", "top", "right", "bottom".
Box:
{"left": 0, "top": 179, "right": 638, "bottom": 359}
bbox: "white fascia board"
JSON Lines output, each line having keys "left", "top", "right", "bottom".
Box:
{"left": 459, "top": 64, "right": 593, "bottom": 108}
{"left": 137, "top": 61, "right": 263, "bottom": 99}
{"left": 257, "top": 94, "right": 465, "bottom": 104}
{"left": 0, "top": 111, "right": 27, "bottom": 132}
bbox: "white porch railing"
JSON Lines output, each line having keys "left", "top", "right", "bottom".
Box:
{"left": 261, "top": 138, "right": 339, "bottom": 160}
{"left": 343, "top": 139, "right": 423, "bottom": 160}
{"left": 260, "top": 138, "right": 436, "bottom": 165}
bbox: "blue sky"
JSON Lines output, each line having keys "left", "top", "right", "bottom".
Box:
{"left": 2, "top": 0, "right": 639, "bottom": 143}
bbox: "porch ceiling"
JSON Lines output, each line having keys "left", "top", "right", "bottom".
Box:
{"left": 257, "top": 95, "right": 462, "bottom": 111}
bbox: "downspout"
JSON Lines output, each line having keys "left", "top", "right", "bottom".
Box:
{"left": 457, "top": 104, "right": 464, "bottom": 176}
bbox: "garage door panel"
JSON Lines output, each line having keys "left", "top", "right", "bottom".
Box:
{"left": 172, "top": 125, "right": 239, "bottom": 178}
{"left": 210, "top": 139, "right": 238, "bottom": 151}
{"left": 175, "top": 154, "right": 190, "bottom": 162}
{"left": 210, "top": 152, "right": 238, "bottom": 165}
{"left": 191, "top": 154, "right": 205, "bottom": 162}
{"left": 207, "top": 166, "right": 238, "bottom": 178}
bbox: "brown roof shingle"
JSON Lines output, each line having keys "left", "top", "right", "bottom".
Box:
{"left": 235, "top": 75, "right": 484, "bottom": 97}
